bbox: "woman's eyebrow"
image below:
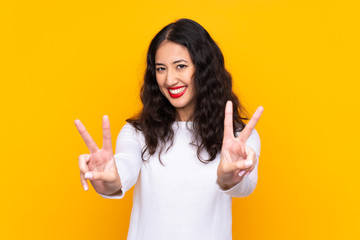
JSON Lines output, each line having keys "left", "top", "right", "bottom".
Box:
{"left": 173, "top": 59, "right": 187, "bottom": 64}
{"left": 155, "top": 59, "right": 188, "bottom": 66}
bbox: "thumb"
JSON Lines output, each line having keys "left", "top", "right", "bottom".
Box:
{"left": 84, "top": 170, "right": 117, "bottom": 182}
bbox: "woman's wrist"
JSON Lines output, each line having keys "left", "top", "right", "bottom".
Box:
{"left": 108, "top": 186, "right": 123, "bottom": 196}
{"left": 216, "top": 178, "right": 237, "bottom": 191}
{"left": 99, "top": 175, "right": 122, "bottom": 196}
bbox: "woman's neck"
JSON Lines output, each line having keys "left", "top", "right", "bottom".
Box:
{"left": 176, "top": 112, "right": 193, "bottom": 122}
{"left": 175, "top": 105, "right": 195, "bottom": 122}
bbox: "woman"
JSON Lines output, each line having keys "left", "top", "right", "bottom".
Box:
{"left": 75, "top": 18, "right": 263, "bottom": 240}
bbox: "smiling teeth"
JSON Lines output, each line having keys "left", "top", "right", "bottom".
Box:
{"left": 169, "top": 87, "right": 186, "bottom": 94}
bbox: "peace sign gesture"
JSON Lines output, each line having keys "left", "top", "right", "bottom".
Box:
{"left": 217, "top": 101, "right": 264, "bottom": 190}
{"left": 74, "top": 116, "right": 121, "bottom": 195}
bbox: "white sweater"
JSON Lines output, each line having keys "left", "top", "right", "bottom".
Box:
{"left": 100, "top": 122, "right": 261, "bottom": 240}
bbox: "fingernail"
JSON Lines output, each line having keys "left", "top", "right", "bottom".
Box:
{"left": 103, "top": 115, "right": 108, "bottom": 119}
{"left": 85, "top": 172, "right": 92, "bottom": 179}
{"left": 244, "top": 160, "right": 253, "bottom": 167}
{"left": 83, "top": 184, "right": 88, "bottom": 191}
{"left": 239, "top": 170, "right": 246, "bottom": 177}
{"left": 245, "top": 172, "right": 250, "bottom": 177}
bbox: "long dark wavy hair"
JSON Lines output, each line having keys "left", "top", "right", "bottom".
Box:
{"left": 127, "top": 18, "right": 248, "bottom": 163}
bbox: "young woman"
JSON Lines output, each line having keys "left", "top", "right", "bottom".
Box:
{"left": 75, "top": 18, "right": 263, "bottom": 240}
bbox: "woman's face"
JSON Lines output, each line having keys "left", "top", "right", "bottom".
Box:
{"left": 155, "top": 40, "right": 196, "bottom": 121}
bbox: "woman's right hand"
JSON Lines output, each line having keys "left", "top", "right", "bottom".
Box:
{"left": 74, "top": 115, "right": 122, "bottom": 195}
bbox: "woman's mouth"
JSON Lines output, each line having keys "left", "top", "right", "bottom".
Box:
{"left": 168, "top": 86, "right": 187, "bottom": 98}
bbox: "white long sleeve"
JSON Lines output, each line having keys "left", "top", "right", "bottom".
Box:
{"left": 99, "top": 122, "right": 261, "bottom": 240}
{"left": 99, "top": 123, "right": 142, "bottom": 199}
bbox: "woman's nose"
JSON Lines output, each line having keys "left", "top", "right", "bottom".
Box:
{"left": 165, "top": 68, "right": 178, "bottom": 86}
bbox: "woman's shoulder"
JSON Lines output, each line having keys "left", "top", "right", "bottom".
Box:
{"left": 121, "top": 122, "right": 136, "bottom": 131}
{"left": 117, "top": 122, "right": 143, "bottom": 140}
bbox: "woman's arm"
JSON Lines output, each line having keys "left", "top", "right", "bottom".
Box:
{"left": 216, "top": 101, "right": 263, "bottom": 197}
{"left": 99, "top": 123, "right": 142, "bottom": 199}
{"left": 75, "top": 116, "right": 122, "bottom": 196}
{"left": 217, "top": 129, "right": 260, "bottom": 197}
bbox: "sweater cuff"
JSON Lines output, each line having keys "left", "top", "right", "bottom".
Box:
{"left": 98, "top": 188, "right": 124, "bottom": 199}
{"left": 217, "top": 177, "right": 246, "bottom": 195}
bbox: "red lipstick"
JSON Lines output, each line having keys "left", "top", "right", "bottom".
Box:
{"left": 168, "top": 86, "right": 187, "bottom": 98}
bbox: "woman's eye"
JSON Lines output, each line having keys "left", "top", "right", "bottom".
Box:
{"left": 177, "top": 64, "right": 187, "bottom": 69}
{"left": 156, "top": 67, "right": 165, "bottom": 72}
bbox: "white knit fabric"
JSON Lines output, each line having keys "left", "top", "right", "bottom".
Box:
{"left": 100, "top": 122, "right": 260, "bottom": 240}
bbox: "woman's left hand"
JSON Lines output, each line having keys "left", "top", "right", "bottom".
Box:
{"left": 217, "top": 101, "right": 263, "bottom": 190}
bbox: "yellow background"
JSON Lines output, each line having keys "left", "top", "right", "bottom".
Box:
{"left": 1, "top": 0, "right": 359, "bottom": 239}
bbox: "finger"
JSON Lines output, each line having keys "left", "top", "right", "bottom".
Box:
{"left": 245, "top": 145, "right": 256, "bottom": 162}
{"left": 78, "top": 154, "right": 90, "bottom": 174}
{"left": 235, "top": 158, "right": 253, "bottom": 170}
{"left": 84, "top": 170, "right": 117, "bottom": 182}
{"left": 245, "top": 163, "right": 255, "bottom": 177}
{"left": 223, "top": 101, "right": 234, "bottom": 140}
{"left": 102, "top": 115, "right": 112, "bottom": 152}
{"left": 239, "top": 106, "right": 264, "bottom": 142}
{"left": 245, "top": 146, "right": 257, "bottom": 176}
{"left": 80, "top": 172, "right": 89, "bottom": 191}
{"left": 74, "top": 119, "right": 99, "bottom": 153}
{"left": 238, "top": 170, "right": 246, "bottom": 177}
